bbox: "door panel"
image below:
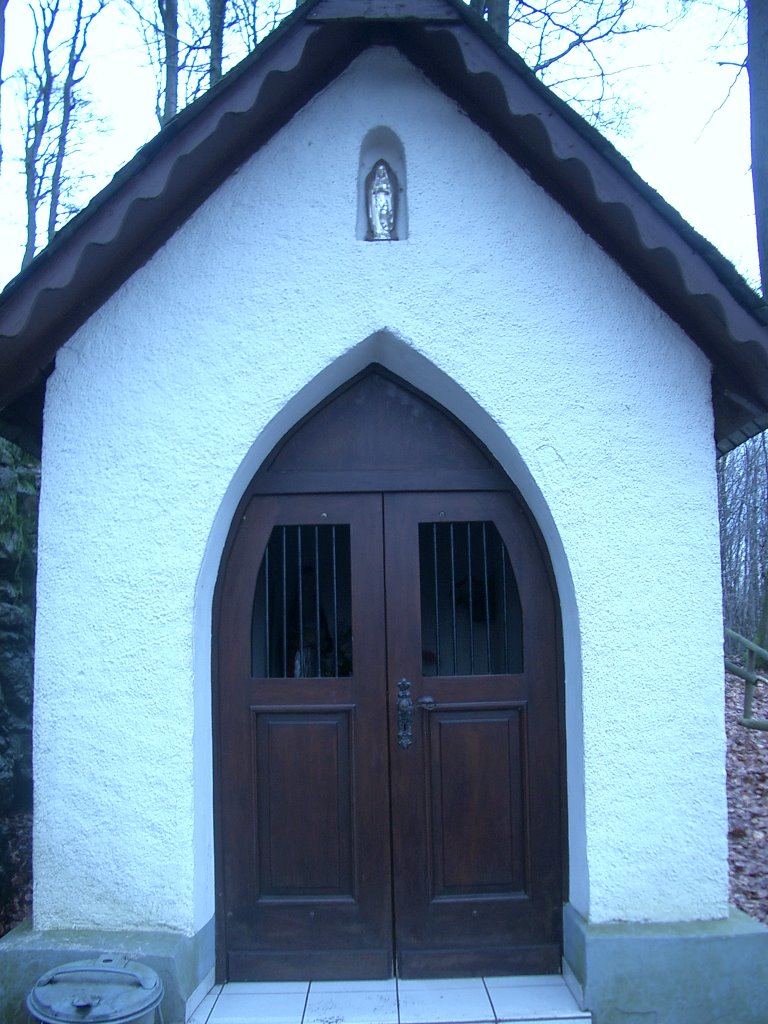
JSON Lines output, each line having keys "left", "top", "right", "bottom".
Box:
{"left": 425, "top": 704, "right": 527, "bottom": 897}
{"left": 384, "top": 492, "right": 562, "bottom": 978}
{"left": 216, "top": 493, "right": 393, "bottom": 980}
{"left": 216, "top": 489, "right": 563, "bottom": 980}
{"left": 252, "top": 708, "right": 355, "bottom": 896}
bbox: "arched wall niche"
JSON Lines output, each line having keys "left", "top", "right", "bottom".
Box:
{"left": 357, "top": 127, "right": 408, "bottom": 240}
{"left": 192, "top": 330, "right": 587, "bottom": 930}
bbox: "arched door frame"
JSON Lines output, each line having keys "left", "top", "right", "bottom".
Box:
{"left": 193, "top": 332, "right": 587, "bottom": 950}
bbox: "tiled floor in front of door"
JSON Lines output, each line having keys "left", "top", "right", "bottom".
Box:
{"left": 188, "top": 975, "right": 591, "bottom": 1024}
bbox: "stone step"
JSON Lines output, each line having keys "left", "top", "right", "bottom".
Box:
{"left": 187, "top": 975, "right": 592, "bottom": 1024}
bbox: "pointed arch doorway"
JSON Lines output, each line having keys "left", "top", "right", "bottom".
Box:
{"left": 213, "top": 367, "right": 565, "bottom": 981}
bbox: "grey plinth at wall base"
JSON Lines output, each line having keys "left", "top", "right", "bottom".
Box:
{"left": 0, "top": 916, "right": 214, "bottom": 1024}
{"left": 564, "top": 902, "right": 768, "bottom": 1024}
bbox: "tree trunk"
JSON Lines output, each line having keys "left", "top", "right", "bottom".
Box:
{"left": 22, "top": 1, "right": 58, "bottom": 269}
{"left": 748, "top": 0, "right": 768, "bottom": 295}
{"left": 48, "top": 0, "right": 86, "bottom": 241}
{"left": 0, "top": 0, "right": 8, "bottom": 174}
{"left": 487, "top": 0, "right": 509, "bottom": 39}
{"left": 210, "top": 0, "right": 226, "bottom": 86}
{"left": 159, "top": 0, "right": 178, "bottom": 124}
{"left": 469, "top": 0, "right": 509, "bottom": 40}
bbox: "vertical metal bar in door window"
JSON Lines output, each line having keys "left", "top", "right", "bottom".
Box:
{"left": 281, "top": 527, "right": 288, "bottom": 677}
{"left": 297, "top": 527, "right": 304, "bottom": 677}
{"left": 450, "top": 523, "right": 458, "bottom": 676}
{"left": 432, "top": 524, "right": 441, "bottom": 676}
{"left": 482, "top": 522, "right": 491, "bottom": 674}
{"left": 314, "top": 526, "right": 321, "bottom": 678}
{"left": 264, "top": 543, "right": 270, "bottom": 676}
{"left": 467, "top": 522, "right": 475, "bottom": 675}
{"left": 332, "top": 526, "right": 339, "bottom": 678}
{"left": 500, "top": 530, "right": 509, "bottom": 674}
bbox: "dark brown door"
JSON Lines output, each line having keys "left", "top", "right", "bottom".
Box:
{"left": 384, "top": 491, "right": 562, "bottom": 978}
{"left": 215, "top": 488, "right": 563, "bottom": 980}
{"left": 216, "top": 493, "right": 393, "bottom": 980}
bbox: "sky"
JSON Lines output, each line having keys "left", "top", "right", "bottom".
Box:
{"left": 0, "top": 0, "right": 757, "bottom": 291}
{"left": 605, "top": 2, "right": 756, "bottom": 285}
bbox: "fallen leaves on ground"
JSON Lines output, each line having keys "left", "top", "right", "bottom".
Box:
{"left": 727, "top": 672, "right": 768, "bottom": 925}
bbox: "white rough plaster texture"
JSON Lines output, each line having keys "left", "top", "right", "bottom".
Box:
{"left": 33, "top": 46, "right": 728, "bottom": 937}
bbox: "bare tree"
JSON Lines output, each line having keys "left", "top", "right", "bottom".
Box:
{"left": 129, "top": 0, "right": 650, "bottom": 131}
{"left": 20, "top": 0, "right": 59, "bottom": 267}
{"left": 470, "top": 0, "right": 649, "bottom": 126}
{"left": 160, "top": 0, "right": 179, "bottom": 121}
{"left": 124, "top": 0, "right": 208, "bottom": 125}
{"left": 126, "top": 0, "right": 290, "bottom": 123}
{"left": 471, "top": 0, "right": 510, "bottom": 38}
{"left": 747, "top": 0, "right": 768, "bottom": 293}
{"left": 672, "top": 2, "right": 760, "bottom": 294}
{"left": 712, "top": 1, "right": 768, "bottom": 667}
{"left": 18, "top": 0, "right": 106, "bottom": 267}
{"left": 209, "top": 0, "right": 225, "bottom": 84}
{"left": 225, "top": 0, "right": 281, "bottom": 56}
{"left": 47, "top": 0, "right": 104, "bottom": 237}
{"left": 0, "top": 0, "right": 8, "bottom": 173}
{"left": 719, "top": 434, "right": 768, "bottom": 656}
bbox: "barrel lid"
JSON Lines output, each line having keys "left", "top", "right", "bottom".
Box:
{"left": 27, "top": 954, "right": 163, "bottom": 1023}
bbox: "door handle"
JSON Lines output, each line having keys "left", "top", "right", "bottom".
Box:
{"left": 397, "top": 679, "right": 435, "bottom": 748}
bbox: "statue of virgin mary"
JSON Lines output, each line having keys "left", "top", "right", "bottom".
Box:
{"left": 367, "top": 160, "right": 397, "bottom": 241}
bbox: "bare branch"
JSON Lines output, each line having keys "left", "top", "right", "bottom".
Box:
{"left": 16, "top": 0, "right": 106, "bottom": 266}
{"left": 21, "top": 0, "right": 60, "bottom": 267}
{"left": 748, "top": 0, "right": 768, "bottom": 292}
{"left": 122, "top": 0, "right": 210, "bottom": 125}
{"left": 0, "top": 0, "right": 8, "bottom": 173}
{"left": 501, "top": 0, "right": 666, "bottom": 124}
{"left": 48, "top": 0, "right": 107, "bottom": 239}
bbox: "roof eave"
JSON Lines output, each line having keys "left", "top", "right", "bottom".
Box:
{"left": 1, "top": 1, "right": 767, "bottom": 456}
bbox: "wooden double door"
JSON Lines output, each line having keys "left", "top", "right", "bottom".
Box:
{"left": 216, "top": 489, "right": 563, "bottom": 980}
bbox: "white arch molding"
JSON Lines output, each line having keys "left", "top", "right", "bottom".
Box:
{"left": 191, "top": 330, "right": 587, "bottom": 935}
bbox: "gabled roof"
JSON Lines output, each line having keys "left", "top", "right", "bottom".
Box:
{"left": 1, "top": 0, "right": 767, "bottom": 455}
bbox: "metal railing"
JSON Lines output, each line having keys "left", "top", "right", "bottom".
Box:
{"left": 725, "top": 627, "right": 768, "bottom": 730}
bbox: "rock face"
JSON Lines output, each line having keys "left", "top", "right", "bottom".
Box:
{"left": 0, "top": 441, "right": 38, "bottom": 931}
{"left": 0, "top": 442, "right": 37, "bottom": 937}
{"left": 0, "top": 440, "right": 37, "bottom": 937}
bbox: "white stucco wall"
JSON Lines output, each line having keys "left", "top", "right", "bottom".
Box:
{"left": 33, "top": 46, "right": 728, "bottom": 937}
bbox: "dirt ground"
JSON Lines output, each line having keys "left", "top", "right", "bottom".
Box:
{"left": 726, "top": 671, "right": 768, "bottom": 926}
